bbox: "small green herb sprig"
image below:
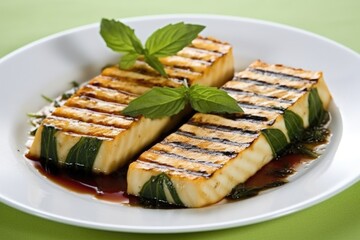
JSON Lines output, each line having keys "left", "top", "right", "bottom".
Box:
{"left": 122, "top": 82, "right": 243, "bottom": 119}
{"left": 100, "top": 18, "right": 205, "bottom": 76}
{"left": 100, "top": 19, "right": 243, "bottom": 119}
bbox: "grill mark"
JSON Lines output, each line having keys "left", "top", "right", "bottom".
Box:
{"left": 218, "top": 113, "right": 273, "bottom": 125}
{"left": 148, "top": 149, "right": 223, "bottom": 168}
{"left": 167, "top": 77, "right": 187, "bottom": 85}
{"left": 237, "top": 101, "right": 285, "bottom": 113}
{"left": 189, "top": 45, "right": 224, "bottom": 55}
{"left": 43, "top": 124, "right": 114, "bottom": 141}
{"left": 166, "top": 64, "right": 205, "bottom": 74}
{"left": 89, "top": 78, "right": 149, "bottom": 95}
{"left": 163, "top": 141, "right": 239, "bottom": 158}
{"left": 178, "top": 47, "right": 222, "bottom": 62}
{"left": 133, "top": 60, "right": 200, "bottom": 81}
{"left": 222, "top": 87, "right": 294, "bottom": 104}
{"left": 65, "top": 96, "right": 138, "bottom": 121}
{"left": 44, "top": 117, "right": 122, "bottom": 139}
{"left": 129, "top": 65, "right": 159, "bottom": 77}
{"left": 103, "top": 75, "right": 171, "bottom": 88}
{"left": 52, "top": 106, "right": 133, "bottom": 129}
{"left": 78, "top": 85, "right": 136, "bottom": 105}
{"left": 176, "top": 129, "right": 250, "bottom": 147}
{"left": 186, "top": 119, "right": 259, "bottom": 136}
{"left": 47, "top": 115, "right": 127, "bottom": 132}
{"left": 137, "top": 160, "right": 212, "bottom": 177}
{"left": 191, "top": 37, "right": 229, "bottom": 55}
{"left": 249, "top": 68, "right": 318, "bottom": 82}
{"left": 165, "top": 68, "right": 201, "bottom": 82}
{"left": 232, "top": 77, "right": 306, "bottom": 92}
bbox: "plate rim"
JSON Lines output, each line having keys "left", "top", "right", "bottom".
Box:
{"left": 0, "top": 14, "right": 359, "bottom": 233}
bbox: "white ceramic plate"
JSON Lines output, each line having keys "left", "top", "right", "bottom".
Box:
{"left": 0, "top": 14, "right": 359, "bottom": 233}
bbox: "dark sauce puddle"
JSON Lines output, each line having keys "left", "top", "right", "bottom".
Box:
{"left": 27, "top": 136, "right": 329, "bottom": 208}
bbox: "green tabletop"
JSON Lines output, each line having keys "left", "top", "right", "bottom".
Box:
{"left": 1, "top": 0, "right": 359, "bottom": 239}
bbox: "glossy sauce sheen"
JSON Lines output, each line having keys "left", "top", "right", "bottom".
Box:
{"left": 28, "top": 135, "right": 329, "bottom": 207}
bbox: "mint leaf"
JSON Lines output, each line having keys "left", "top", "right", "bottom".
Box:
{"left": 100, "top": 18, "right": 143, "bottom": 54}
{"left": 144, "top": 52, "right": 167, "bottom": 76}
{"left": 189, "top": 85, "right": 243, "bottom": 114}
{"left": 145, "top": 22, "right": 205, "bottom": 57}
{"left": 122, "top": 86, "right": 188, "bottom": 119}
{"left": 119, "top": 52, "right": 139, "bottom": 69}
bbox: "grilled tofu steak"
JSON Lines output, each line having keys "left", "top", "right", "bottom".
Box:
{"left": 27, "top": 36, "right": 234, "bottom": 174}
{"left": 127, "top": 60, "right": 332, "bottom": 207}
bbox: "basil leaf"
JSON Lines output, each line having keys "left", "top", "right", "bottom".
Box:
{"left": 119, "top": 52, "right": 139, "bottom": 69}
{"left": 228, "top": 181, "right": 287, "bottom": 200}
{"left": 41, "top": 125, "right": 59, "bottom": 162}
{"left": 122, "top": 86, "right": 187, "bottom": 119}
{"left": 100, "top": 18, "right": 144, "bottom": 54}
{"left": 144, "top": 52, "right": 167, "bottom": 76}
{"left": 40, "top": 125, "right": 59, "bottom": 172}
{"left": 308, "top": 88, "right": 325, "bottom": 126}
{"left": 140, "top": 173, "right": 184, "bottom": 206}
{"left": 145, "top": 22, "right": 205, "bottom": 57}
{"left": 189, "top": 84, "right": 243, "bottom": 114}
{"left": 284, "top": 110, "right": 304, "bottom": 141}
{"left": 65, "top": 137, "right": 103, "bottom": 171}
{"left": 100, "top": 19, "right": 205, "bottom": 76}
{"left": 262, "top": 128, "right": 289, "bottom": 158}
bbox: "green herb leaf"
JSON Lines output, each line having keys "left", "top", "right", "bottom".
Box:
{"left": 41, "top": 94, "right": 53, "bottom": 103}
{"left": 100, "top": 18, "right": 143, "bottom": 54}
{"left": 140, "top": 173, "right": 184, "bottom": 206}
{"left": 122, "top": 86, "right": 188, "bottom": 119}
{"left": 284, "top": 110, "right": 304, "bottom": 141}
{"left": 228, "top": 181, "right": 287, "bottom": 200}
{"left": 40, "top": 125, "right": 59, "bottom": 172}
{"left": 145, "top": 22, "right": 205, "bottom": 57}
{"left": 27, "top": 113, "right": 46, "bottom": 118}
{"left": 262, "top": 128, "right": 289, "bottom": 158}
{"left": 122, "top": 83, "right": 243, "bottom": 119}
{"left": 100, "top": 19, "right": 205, "bottom": 76}
{"left": 119, "top": 52, "right": 139, "bottom": 69}
{"left": 144, "top": 52, "right": 167, "bottom": 76}
{"left": 65, "top": 137, "right": 103, "bottom": 171}
{"left": 308, "top": 88, "right": 325, "bottom": 126}
{"left": 189, "top": 85, "right": 243, "bottom": 114}
{"left": 283, "top": 143, "right": 318, "bottom": 158}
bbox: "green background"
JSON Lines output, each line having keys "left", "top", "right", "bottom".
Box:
{"left": 1, "top": 0, "right": 359, "bottom": 239}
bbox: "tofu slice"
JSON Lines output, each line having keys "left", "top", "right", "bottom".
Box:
{"left": 127, "top": 60, "right": 332, "bottom": 207}
{"left": 27, "top": 36, "right": 234, "bottom": 174}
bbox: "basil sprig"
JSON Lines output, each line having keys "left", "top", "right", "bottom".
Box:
{"left": 122, "top": 84, "right": 243, "bottom": 119}
{"left": 100, "top": 19, "right": 205, "bottom": 76}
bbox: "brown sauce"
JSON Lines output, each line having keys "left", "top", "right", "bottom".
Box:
{"left": 31, "top": 161, "right": 140, "bottom": 205}
{"left": 27, "top": 143, "right": 325, "bottom": 208}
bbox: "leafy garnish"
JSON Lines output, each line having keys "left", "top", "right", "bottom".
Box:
{"left": 261, "top": 128, "right": 289, "bottom": 158}
{"left": 228, "top": 181, "right": 287, "bottom": 200}
{"left": 122, "top": 84, "right": 243, "bottom": 119}
{"left": 41, "top": 94, "right": 53, "bottom": 103}
{"left": 189, "top": 84, "right": 243, "bottom": 114}
{"left": 100, "top": 19, "right": 205, "bottom": 76}
{"left": 65, "top": 137, "right": 103, "bottom": 171}
{"left": 40, "top": 125, "right": 59, "bottom": 173}
{"left": 139, "top": 173, "right": 184, "bottom": 207}
{"left": 122, "top": 86, "right": 187, "bottom": 119}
